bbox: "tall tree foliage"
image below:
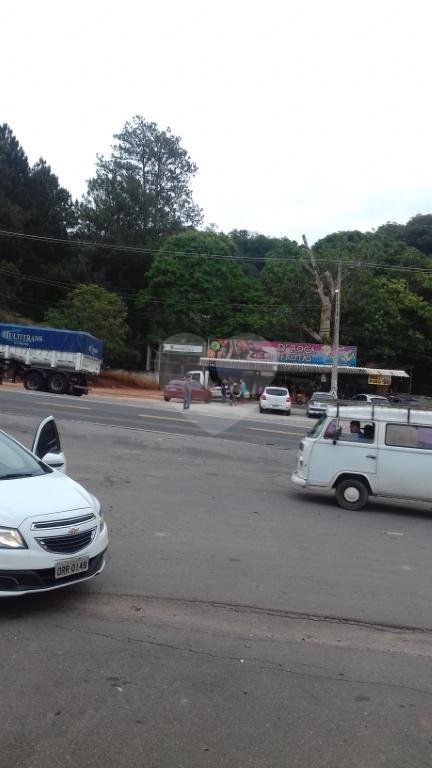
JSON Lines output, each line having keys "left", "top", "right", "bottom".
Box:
{"left": 81, "top": 115, "right": 202, "bottom": 241}
{"left": 134, "top": 231, "right": 264, "bottom": 341}
{"left": 0, "top": 124, "right": 76, "bottom": 317}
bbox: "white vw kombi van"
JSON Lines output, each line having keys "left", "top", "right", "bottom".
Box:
{"left": 291, "top": 405, "right": 432, "bottom": 510}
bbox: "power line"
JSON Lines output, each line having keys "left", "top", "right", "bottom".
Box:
{"left": 2, "top": 228, "right": 432, "bottom": 272}
{"left": 0, "top": 265, "right": 320, "bottom": 309}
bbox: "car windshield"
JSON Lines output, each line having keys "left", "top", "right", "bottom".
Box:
{"left": 307, "top": 414, "right": 327, "bottom": 437}
{"left": 0, "top": 431, "right": 47, "bottom": 480}
{"left": 266, "top": 388, "right": 288, "bottom": 396}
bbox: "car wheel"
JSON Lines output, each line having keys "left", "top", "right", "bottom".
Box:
{"left": 259, "top": 405, "right": 263, "bottom": 413}
{"left": 164, "top": 396, "right": 170, "bottom": 402}
{"left": 335, "top": 478, "right": 369, "bottom": 511}
{"left": 23, "top": 370, "right": 44, "bottom": 391}
{"left": 205, "top": 396, "right": 211, "bottom": 403}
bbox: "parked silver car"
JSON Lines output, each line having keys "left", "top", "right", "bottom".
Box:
{"left": 306, "top": 391, "right": 337, "bottom": 417}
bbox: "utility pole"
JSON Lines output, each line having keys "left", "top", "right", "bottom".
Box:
{"left": 330, "top": 261, "right": 342, "bottom": 398}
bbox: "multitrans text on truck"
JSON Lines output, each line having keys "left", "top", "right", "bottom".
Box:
{"left": 0, "top": 324, "right": 103, "bottom": 396}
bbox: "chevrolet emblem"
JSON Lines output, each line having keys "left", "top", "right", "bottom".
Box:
{"left": 68, "top": 527, "right": 80, "bottom": 536}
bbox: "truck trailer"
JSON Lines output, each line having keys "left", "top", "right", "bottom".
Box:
{"left": 0, "top": 324, "right": 103, "bottom": 396}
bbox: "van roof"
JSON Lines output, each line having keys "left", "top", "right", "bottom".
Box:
{"left": 326, "top": 405, "right": 432, "bottom": 424}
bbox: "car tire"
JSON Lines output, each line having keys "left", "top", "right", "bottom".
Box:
{"left": 23, "top": 370, "right": 44, "bottom": 391}
{"left": 335, "top": 478, "right": 369, "bottom": 511}
{"left": 259, "top": 405, "right": 263, "bottom": 413}
{"left": 164, "top": 396, "right": 170, "bottom": 402}
{"left": 285, "top": 410, "right": 291, "bottom": 416}
{"left": 48, "top": 372, "right": 69, "bottom": 395}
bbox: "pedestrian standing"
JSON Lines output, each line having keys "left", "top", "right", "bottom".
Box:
{"left": 232, "top": 381, "right": 240, "bottom": 405}
{"left": 240, "top": 379, "right": 247, "bottom": 403}
{"left": 183, "top": 374, "right": 192, "bottom": 410}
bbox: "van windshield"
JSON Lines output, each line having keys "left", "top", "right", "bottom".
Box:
{"left": 307, "top": 414, "right": 327, "bottom": 437}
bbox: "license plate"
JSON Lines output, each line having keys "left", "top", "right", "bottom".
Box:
{"left": 55, "top": 556, "right": 89, "bottom": 579}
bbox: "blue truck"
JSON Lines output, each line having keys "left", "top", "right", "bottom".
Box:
{"left": 0, "top": 324, "right": 103, "bottom": 396}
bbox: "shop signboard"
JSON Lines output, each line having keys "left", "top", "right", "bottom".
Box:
{"left": 208, "top": 339, "right": 357, "bottom": 366}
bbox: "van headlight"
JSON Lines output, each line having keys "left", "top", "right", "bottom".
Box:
{"left": 0, "top": 527, "right": 27, "bottom": 549}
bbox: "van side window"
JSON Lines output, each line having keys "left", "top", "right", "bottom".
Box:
{"left": 324, "top": 419, "right": 337, "bottom": 439}
{"left": 386, "top": 424, "right": 432, "bottom": 450}
{"left": 324, "top": 419, "right": 375, "bottom": 442}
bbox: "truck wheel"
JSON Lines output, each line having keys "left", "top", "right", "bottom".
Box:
{"left": 335, "top": 478, "right": 369, "bottom": 511}
{"left": 48, "top": 372, "right": 69, "bottom": 395}
{"left": 23, "top": 371, "right": 44, "bottom": 391}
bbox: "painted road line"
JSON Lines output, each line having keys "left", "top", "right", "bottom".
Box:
{"left": 34, "top": 402, "right": 91, "bottom": 410}
{"left": 248, "top": 426, "right": 305, "bottom": 436}
{"left": 140, "top": 413, "right": 198, "bottom": 423}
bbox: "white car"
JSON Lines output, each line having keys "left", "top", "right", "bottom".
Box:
{"left": 351, "top": 393, "right": 389, "bottom": 404}
{"left": 259, "top": 386, "right": 291, "bottom": 415}
{"left": 0, "top": 416, "right": 108, "bottom": 596}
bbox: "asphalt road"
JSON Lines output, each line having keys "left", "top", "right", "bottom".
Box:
{"left": 0, "top": 386, "right": 310, "bottom": 448}
{"left": 1, "top": 391, "right": 432, "bottom": 767}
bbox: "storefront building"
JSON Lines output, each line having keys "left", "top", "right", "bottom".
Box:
{"left": 199, "top": 339, "right": 408, "bottom": 400}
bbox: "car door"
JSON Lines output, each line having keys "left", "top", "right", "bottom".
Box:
{"left": 308, "top": 417, "right": 377, "bottom": 487}
{"left": 32, "top": 416, "right": 67, "bottom": 472}
{"left": 377, "top": 422, "right": 432, "bottom": 500}
{"left": 190, "top": 381, "right": 204, "bottom": 401}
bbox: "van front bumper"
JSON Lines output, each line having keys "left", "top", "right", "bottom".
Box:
{"left": 291, "top": 471, "right": 307, "bottom": 487}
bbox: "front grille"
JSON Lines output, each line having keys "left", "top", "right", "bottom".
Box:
{"left": 36, "top": 527, "right": 96, "bottom": 554}
{"left": 31, "top": 513, "right": 95, "bottom": 530}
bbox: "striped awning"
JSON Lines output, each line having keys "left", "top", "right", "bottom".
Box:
{"left": 199, "top": 358, "right": 409, "bottom": 378}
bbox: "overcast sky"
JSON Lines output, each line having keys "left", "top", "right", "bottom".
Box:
{"left": 3, "top": 0, "right": 432, "bottom": 241}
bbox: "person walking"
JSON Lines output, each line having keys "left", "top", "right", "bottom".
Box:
{"left": 183, "top": 374, "right": 192, "bottom": 410}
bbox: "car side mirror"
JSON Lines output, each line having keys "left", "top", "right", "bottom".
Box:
{"left": 333, "top": 427, "right": 342, "bottom": 445}
{"left": 42, "top": 451, "right": 67, "bottom": 473}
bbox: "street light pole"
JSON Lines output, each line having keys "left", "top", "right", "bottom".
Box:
{"left": 330, "top": 261, "right": 342, "bottom": 398}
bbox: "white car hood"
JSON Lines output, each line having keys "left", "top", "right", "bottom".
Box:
{"left": 0, "top": 472, "right": 95, "bottom": 527}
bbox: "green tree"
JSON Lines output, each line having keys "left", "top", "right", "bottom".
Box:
{"left": 81, "top": 115, "right": 202, "bottom": 241}
{"left": 229, "top": 229, "right": 284, "bottom": 274}
{"left": 379, "top": 214, "right": 432, "bottom": 257}
{"left": 45, "top": 284, "right": 130, "bottom": 366}
{"left": 259, "top": 240, "right": 315, "bottom": 339}
{"left": 134, "top": 231, "right": 265, "bottom": 341}
{"left": 341, "top": 276, "right": 432, "bottom": 367}
{"left": 0, "top": 125, "right": 77, "bottom": 317}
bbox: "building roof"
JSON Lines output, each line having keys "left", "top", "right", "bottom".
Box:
{"left": 199, "top": 357, "right": 409, "bottom": 378}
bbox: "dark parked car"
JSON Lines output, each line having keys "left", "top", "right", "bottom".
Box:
{"left": 163, "top": 379, "right": 212, "bottom": 403}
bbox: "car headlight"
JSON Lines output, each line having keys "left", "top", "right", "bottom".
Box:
{"left": 0, "top": 527, "right": 27, "bottom": 549}
{"left": 99, "top": 511, "right": 105, "bottom": 533}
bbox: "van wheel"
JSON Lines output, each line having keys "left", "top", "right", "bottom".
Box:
{"left": 335, "top": 479, "right": 369, "bottom": 511}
